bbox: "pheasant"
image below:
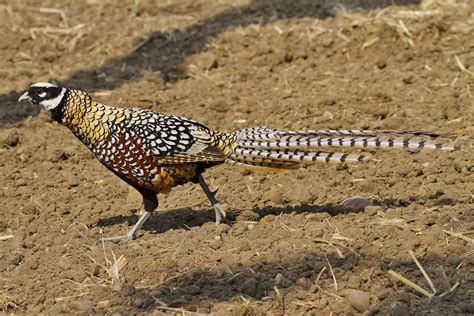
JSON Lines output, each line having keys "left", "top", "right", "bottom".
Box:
{"left": 18, "top": 82, "right": 463, "bottom": 243}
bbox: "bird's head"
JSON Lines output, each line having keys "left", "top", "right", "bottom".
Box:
{"left": 18, "top": 82, "right": 67, "bottom": 111}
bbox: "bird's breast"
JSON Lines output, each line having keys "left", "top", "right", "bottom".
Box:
{"left": 91, "top": 128, "right": 198, "bottom": 193}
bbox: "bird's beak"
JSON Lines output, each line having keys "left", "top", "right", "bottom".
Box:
{"left": 18, "top": 92, "right": 30, "bottom": 102}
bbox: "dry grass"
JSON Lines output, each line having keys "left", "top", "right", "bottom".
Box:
{"left": 0, "top": 292, "right": 23, "bottom": 312}
{"left": 443, "top": 229, "right": 474, "bottom": 244}
{"left": 324, "top": 254, "right": 338, "bottom": 291}
{"left": 388, "top": 248, "right": 466, "bottom": 300}
{"left": 1, "top": 0, "right": 472, "bottom": 314}
{"left": 0, "top": 235, "right": 14, "bottom": 241}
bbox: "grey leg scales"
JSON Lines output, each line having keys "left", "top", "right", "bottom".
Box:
{"left": 100, "top": 193, "right": 158, "bottom": 243}
{"left": 198, "top": 174, "right": 227, "bottom": 225}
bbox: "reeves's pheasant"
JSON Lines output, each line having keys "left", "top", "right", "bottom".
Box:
{"left": 18, "top": 82, "right": 463, "bottom": 243}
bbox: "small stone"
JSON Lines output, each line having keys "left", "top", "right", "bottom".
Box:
{"left": 238, "top": 240, "right": 251, "bottom": 251}
{"left": 261, "top": 190, "right": 283, "bottom": 204}
{"left": 443, "top": 174, "right": 458, "bottom": 185}
{"left": 215, "top": 223, "right": 230, "bottom": 235}
{"left": 365, "top": 205, "right": 384, "bottom": 216}
{"left": 402, "top": 75, "right": 415, "bottom": 84}
{"left": 346, "top": 276, "right": 361, "bottom": 289}
{"left": 296, "top": 277, "right": 309, "bottom": 288}
{"left": 0, "top": 130, "right": 19, "bottom": 148}
{"left": 283, "top": 51, "right": 293, "bottom": 63}
{"left": 294, "top": 48, "right": 308, "bottom": 60}
{"left": 274, "top": 273, "right": 291, "bottom": 288}
{"left": 194, "top": 52, "right": 218, "bottom": 70}
{"left": 453, "top": 157, "right": 470, "bottom": 173}
{"left": 186, "top": 284, "right": 201, "bottom": 295}
{"left": 358, "top": 180, "right": 378, "bottom": 193}
{"left": 49, "top": 303, "right": 68, "bottom": 314}
{"left": 390, "top": 302, "right": 412, "bottom": 316}
{"left": 96, "top": 300, "right": 110, "bottom": 308}
{"left": 240, "top": 277, "right": 258, "bottom": 296}
{"left": 320, "top": 35, "right": 333, "bottom": 47}
{"left": 8, "top": 253, "right": 23, "bottom": 266}
{"left": 342, "top": 196, "right": 374, "bottom": 212}
{"left": 22, "top": 203, "right": 39, "bottom": 215}
{"left": 423, "top": 215, "right": 436, "bottom": 226}
{"left": 336, "top": 164, "right": 348, "bottom": 171}
{"left": 321, "top": 111, "right": 333, "bottom": 122}
{"left": 209, "top": 98, "right": 230, "bottom": 113}
{"left": 259, "top": 214, "right": 275, "bottom": 224}
{"left": 63, "top": 173, "right": 80, "bottom": 188}
{"left": 231, "top": 222, "right": 247, "bottom": 237}
{"left": 375, "top": 59, "right": 387, "bottom": 69}
{"left": 48, "top": 148, "right": 69, "bottom": 162}
{"left": 120, "top": 284, "right": 136, "bottom": 297}
{"left": 133, "top": 298, "right": 144, "bottom": 308}
{"left": 317, "top": 297, "right": 328, "bottom": 308}
{"left": 58, "top": 258, "right": 73, "bottom": 270}
{"left": 345, "top": 289, "right": 370, "bottom": 312}
{"left": 34, "top": 294, "right": 46, "bottom": 305}
{"left": 236, "top": 210, "right": 259, "bottom": 222}
{"left": 433, "top": 197, "right": 454, "bottom": 206}
{"left": 460, "top": 303, "right": 474, "bottom": 313}
{"left": 309, "top": 227, "right": 323, "bottom": 237}
{"left": 72, "top": 300, "right": 94, "bottom": 313}
{"left": 208, "top": 238, "right": 223, "bottom": 250}
{"left": 92, "top": 265, "right": 101, "bottom": 277}
{"left": 162, "top": 258, "right": 177, "bottom": 269}
{"left": 275, "top": 273, "right": 284, "bottom": 285}
{"left": 28, "top": 258, "right": 39, "bottom": 270}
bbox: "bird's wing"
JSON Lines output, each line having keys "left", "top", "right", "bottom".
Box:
{"left": 124, "top": 109, "right": 226, "bottom": 164}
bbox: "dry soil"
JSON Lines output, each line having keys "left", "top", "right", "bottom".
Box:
{"left": 0, "top": 0, "right": 473, "bottom": 315}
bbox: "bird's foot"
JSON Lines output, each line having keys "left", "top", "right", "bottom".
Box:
{"left": 213, "top": 202, "right": 227, "bottom": 226}
{"left": 99, "top": 233, "right": 135, "bottom": 244}
{"left": 99, "top": 210, "right": 151, "bottom": 244}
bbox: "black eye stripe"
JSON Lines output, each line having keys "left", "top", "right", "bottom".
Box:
{"left": 29, "top": 86, "right": 62, "bottom": 99}
{"left": 31, "top": 88, "right": 44, "bottom": 94}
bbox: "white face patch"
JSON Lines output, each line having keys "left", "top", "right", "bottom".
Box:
{"left": 40, "top": 88, "right": 66, "bottom": 111}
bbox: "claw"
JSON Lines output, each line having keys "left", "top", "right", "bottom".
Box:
{"left": 213, "top": 202, "right": 227, "bottom": 226}
{"left": 99, "top": 210, "right": 151, "bottom": 243}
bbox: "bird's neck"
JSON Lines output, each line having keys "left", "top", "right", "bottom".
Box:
{"left": 57, "top": 89, "right": 115, "bottom": 146}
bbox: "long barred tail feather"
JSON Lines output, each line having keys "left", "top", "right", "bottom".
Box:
{"left": 234, "top": 126, "right": 461, "bottom": 140}
{"left": 226, "top": 126, "right": 464, "bottom": 169}
{"left": 233, "top": 147, "right": 371, "bottom": 164}
{"left": 229, "top": 153, "right": 300, "bottom": 167}
{"left": 237, "top": 135, "right": 459, "bottom": 151}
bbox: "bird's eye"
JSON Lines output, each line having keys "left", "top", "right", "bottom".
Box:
{"left": 31, "top": 88, "right": 48, "bottom": 99}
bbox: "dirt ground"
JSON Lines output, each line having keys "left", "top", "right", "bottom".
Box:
{"left": 0, "top": 0, "right": 473, "bottom": 314}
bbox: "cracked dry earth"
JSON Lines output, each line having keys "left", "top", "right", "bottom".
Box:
{"left": 0, "top": 0, "right": 473, "bottom": 314}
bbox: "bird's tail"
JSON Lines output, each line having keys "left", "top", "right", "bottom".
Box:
{"left": 225, "top": 126, "right": 462, "bottom": 170}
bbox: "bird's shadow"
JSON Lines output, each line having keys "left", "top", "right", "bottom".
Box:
{"left": 94, "top": 191, "right": 466, "bottom": 315}
{"left": 132, "top": 251, "right": 468, "bottom": 315}
{"left": 96, "top": 202, "right": 347, "bottom": 235}
{"left": 96, "top": 192, "right": 452, "bottom": 235}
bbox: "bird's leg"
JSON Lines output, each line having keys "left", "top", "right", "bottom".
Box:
{"left": 100, "top": 193, "right": 158, "bottom": 243}
{"left": 198, "top": 174, "right": 226, "bottom": 225}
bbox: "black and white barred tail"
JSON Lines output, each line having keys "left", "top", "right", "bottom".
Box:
{"left": 225, "top": 126, "right": 462, "bottom": 169}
